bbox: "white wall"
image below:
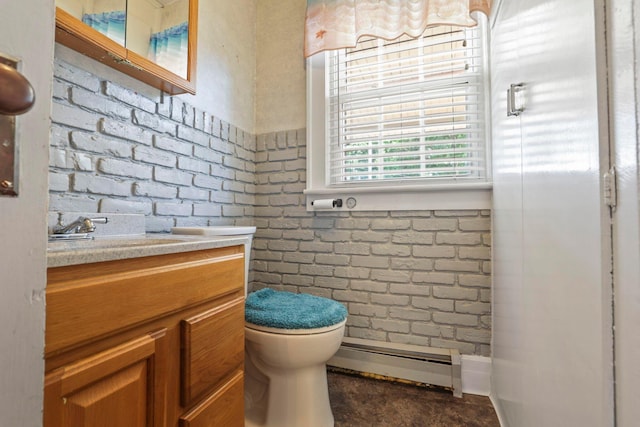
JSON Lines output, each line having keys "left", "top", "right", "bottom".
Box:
{"left": 490, "top": 0, "right": 614, "bottom": 425}
{"left": 0, "top": 0, "right": 54, "bottom": 425}
{"left": 192, "top": 0, "right": 256, "bottom": 133}
{"left": 608, "top": 0, "right": 640, "bottom": 425}
{"left": 255, "top": 0, "right": 306, "bottom": 134}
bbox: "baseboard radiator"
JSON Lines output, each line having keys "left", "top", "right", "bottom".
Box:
{"left": 327, "top": 337, "right": 462, "bottom": 397}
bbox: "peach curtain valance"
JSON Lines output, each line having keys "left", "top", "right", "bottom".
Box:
{"left": 304, "top": 0, "right": 491, "bottom": 57}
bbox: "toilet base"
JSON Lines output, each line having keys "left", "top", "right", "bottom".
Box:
{"left": 244, "top": 353, "right": 335, "bottom": 427}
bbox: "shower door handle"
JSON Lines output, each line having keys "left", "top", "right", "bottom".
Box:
{"left": 507, "top": 83, "right": 525, "bottom": 117}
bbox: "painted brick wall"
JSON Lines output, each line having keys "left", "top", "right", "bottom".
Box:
{"left": 253, "top": 129, "right": 492, "bottom": 356}
{"left": 48, "top": 58, "right": 492, "bottom": 356}
{"left": 49, "top": 58, "right": 256, "bottom": 232}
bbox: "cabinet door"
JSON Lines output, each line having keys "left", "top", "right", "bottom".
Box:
{"left": 44, "top": 330, "right": 168, "bottom": 427}
{"left": 54, "top": 0, "right": 197, "bottom": 94}
{"left": 490, "top": 0, "right": 613, "bottom": 426}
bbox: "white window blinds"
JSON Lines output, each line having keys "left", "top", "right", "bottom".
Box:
{"left": 326, "top": 23, "right": 488, "bottom": 185}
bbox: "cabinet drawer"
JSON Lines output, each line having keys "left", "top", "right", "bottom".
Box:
{"left": 179, "top": 371, "right": 244, "bottom": 427}
{"left": 181, "top": 297, "right": 244, "bottom": 406}
{"left": 46, "top": 246, "right": 244, "bottom": 356}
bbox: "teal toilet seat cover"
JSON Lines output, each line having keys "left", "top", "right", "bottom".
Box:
{"left": 245, "top": 288, "right": 348, "bottom": 329}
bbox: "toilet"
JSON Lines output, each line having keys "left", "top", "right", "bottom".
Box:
{"left": 244, "top": 288, "right": 347, "bottom": 427}
{"left": 172, "top": 226, "right": 348, "bottom": 427}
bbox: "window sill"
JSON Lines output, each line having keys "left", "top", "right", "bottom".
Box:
{"left": 304, "top": 182, "right": 492, "bottom": 212}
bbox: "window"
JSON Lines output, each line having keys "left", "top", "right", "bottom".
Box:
{"left": 306, "top": 17, "right": 491, "bottom": 211}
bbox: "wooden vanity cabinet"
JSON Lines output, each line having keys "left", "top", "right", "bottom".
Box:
{"left": 44, "top": 245, "right": 246, "bottom": 427}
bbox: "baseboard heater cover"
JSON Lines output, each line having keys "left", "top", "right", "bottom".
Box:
{"left": 327, "top": 337, "right": 462, "bottom": 397}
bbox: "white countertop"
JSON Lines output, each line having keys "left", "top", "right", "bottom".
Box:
{"left": 47, "top": 233, "right": 249, "bottom": 268}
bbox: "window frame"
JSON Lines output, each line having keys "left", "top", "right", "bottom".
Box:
{"left": 305, "top": 17, "right": 492, "bottom": 212}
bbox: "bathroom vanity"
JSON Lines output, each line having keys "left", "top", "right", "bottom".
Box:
{"left": 44, "top": 236, "right": 247, "bottom": 427}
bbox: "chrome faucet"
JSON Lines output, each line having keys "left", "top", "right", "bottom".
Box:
{"left": 53, "top": 216, "right": 109, "bottom": 235}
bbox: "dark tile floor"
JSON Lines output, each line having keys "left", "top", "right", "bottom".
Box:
{"left": 327, "top": 370, "right": 500, "bottom": 427}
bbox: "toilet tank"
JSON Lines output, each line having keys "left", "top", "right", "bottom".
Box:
{"left": 171, "top": 226, "right": 256, "bottom": 294}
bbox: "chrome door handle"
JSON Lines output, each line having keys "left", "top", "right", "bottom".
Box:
{"left": 507, "top": 83, "right": 525, "bottom": 117}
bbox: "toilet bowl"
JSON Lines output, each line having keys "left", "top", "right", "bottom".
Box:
{"left": 172, "top": 226, "right": 348, "bottom": 427}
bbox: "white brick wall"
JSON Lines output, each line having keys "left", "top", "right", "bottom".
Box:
{"left": 253, "top": 128, "right": 492, "bottom": 356}
{"left": 48, "top": 59, "right": 493, "bottom": 357}
{"left": 49, "top": 59, "right": 256, "bottom": 231}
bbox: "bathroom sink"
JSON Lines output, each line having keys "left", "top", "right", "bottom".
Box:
{"left": 47, "top": 236, "right": 188, "bottom": 252}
